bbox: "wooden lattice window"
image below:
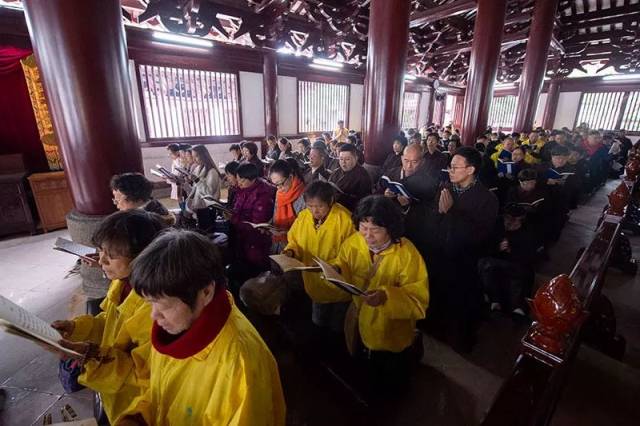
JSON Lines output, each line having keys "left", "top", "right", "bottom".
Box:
{"left": 138, "top": 64, "right": 240, "bottom": 139}
{"left": 620, "top": 91, "right": 640, "bottom": 132}
{"left": 298, "top": 80, "right": 349, "bottom": 133}
{"left": 401, "top": 91, "right": 421, "bottom": 129}
{"left": 488, "top": 96, "right": 518, "bottom": 129}
{"left": 575, "top": 91, "right": 625, "bottom": 131}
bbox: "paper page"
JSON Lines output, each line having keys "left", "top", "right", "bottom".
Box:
{"left": 54, "top": 238, "right": 95, "bottom": 258}
{"left": 270, "top": 255, "right": 320, "bottom": 272}
{"left": 0, "top": 295, "right": 61, "bottom": 342}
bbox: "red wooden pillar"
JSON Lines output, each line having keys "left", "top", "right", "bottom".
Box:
{"left": 22, "top": 0, "right": 142, "bottom": 216}
{"left": 263, "top": 51, "right": 279, "bottom": 137}
{"left": 513, "top": 0, "right": 560, "bottom": 133}
{"left": 542, "top": 78, "right": 561, "bottom": 130}
{"left": 460, "top": 0, "right": 508, "bottom": 146}
{"left": 453, "top": 95, "right": 465, "bottom": 130}
{"left": 363, "top": 0, "right": 411, "bottom": 166}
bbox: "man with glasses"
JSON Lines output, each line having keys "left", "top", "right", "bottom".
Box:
{"left": 421, "top": 146, "right": 499, "bottom": 353}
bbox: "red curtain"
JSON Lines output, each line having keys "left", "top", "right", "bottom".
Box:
{"left": 0, "top": 46, "right": 49, "bottom": 172}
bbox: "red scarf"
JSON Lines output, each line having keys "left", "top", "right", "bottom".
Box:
{"left": 273, "top": 176, "right": 305, "bottom": 243}
{"left": 119, "top": 278, "right": 132, "bottom": 305}
{"left": 151, "top": 287, "right": 231, "bottom": 359}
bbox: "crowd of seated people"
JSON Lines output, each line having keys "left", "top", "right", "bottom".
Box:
{"left": 41, "top": 117, "right": 632, "bottom": 425}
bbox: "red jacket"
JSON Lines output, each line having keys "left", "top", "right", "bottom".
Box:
{"left": 230, "top": 179, "right": 276, "bottom": 270}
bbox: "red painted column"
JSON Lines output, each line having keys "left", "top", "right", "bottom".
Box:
{"left": 513, "top": 0, "right": 560, "bottom": 133}
{"left": 363, "top": 0, "right": 411, "bottom": 166}
{"left": 461, "top": 0, "right": 508, "bottom": 146}
{"left": 22, "top": 0, "right": 142, "bottom": 216}
{"left": 263, "top": 51, "right": 279, "bottom": 137}
{"left": 542, "top": 78, "right": 561, "bottom": 130}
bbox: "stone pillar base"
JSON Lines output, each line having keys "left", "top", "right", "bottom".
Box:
{"left": 66, "top": 209, "right": 110, "bottom": 299}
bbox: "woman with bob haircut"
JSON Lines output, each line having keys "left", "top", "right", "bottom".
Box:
{"left": 329, "top": 195, "right": 428, "bottom": 391}
{"left": 116, "top": 229, "right": 285, "bottom": 426}
{"left": 51, "top": 210, "right": 166, "bottom": 424}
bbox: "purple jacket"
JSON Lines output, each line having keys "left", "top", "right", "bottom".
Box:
{"left": 230, "top": 179, "right": 276, "bottom": 270}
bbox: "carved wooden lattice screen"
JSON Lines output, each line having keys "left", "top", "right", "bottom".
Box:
{"left": 138, "top": 64, "right": 240, "bottom": 139}
{"left": 575, "top": 91, "right": 625, "bottom": 131}
{"left": 298, "top": 80, "right": 349, "bottom": 133}
{"left": 401, "top": 91, "right": 421, "bottom": 129}
{"left": 488, "top": 95, "right": 518, "bottom": 129}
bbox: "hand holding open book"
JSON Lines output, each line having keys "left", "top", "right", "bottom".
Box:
{"left": 269, "top": 254, "right": 321, "bottom": 273}
{"left": 313, "top": 257, "right": 366, "bottom": 296}
{"left": 0, "top": 295, "right": 83, "bottom": 358}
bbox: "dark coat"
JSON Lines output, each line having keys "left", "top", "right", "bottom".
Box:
{"left": 230, "top": 179, "right": 276, "bottom": 270}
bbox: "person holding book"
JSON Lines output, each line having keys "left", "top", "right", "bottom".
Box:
{"left": 490, "top": 136, "right": 516, "bottom": 166}
{"left": 116, "top": 230, "right": 285, "bottom": 426}
{"left": 186, "top": 145, "right": 222, "bottom": 212}
{"left": 229, "top": 143, "right": 244, "bottom": 163}
{"left": 269, "top": 159, "right": 306, "bottom": 252}
{"left": 229, "top": 163, "right": 276, "bottom": 281}
{"left": 277, "top": 137, "right": 294, "bottom": 160}
{"left": 166, "top": 143, "right": 182, "bottom": 201}
{"left": 223, "top": 161, "right": 240, "bottom": 208}
{"left": 281, "top": 181, "right": 355, "bottom": 328}
{"left": 330, "top": 195, "right": 428, "bottom": 392}
{"left": 50, "top": 210, "right": 166, "bottom": 424}
{"left": 265, "top": 135, "right": 281, "bottom": 162}
{"left": 328, "top": 144, "right": 372, "bottom": 211}
{"left": 111, "top": 173, "right": 175, "bottom": 225}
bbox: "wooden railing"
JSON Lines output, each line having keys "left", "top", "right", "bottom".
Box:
{"left": 481, "top": 159, "right": 640, "bottom": 426}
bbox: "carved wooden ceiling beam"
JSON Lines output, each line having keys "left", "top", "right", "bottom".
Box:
{"left": 410, "top": 0, "right": 476, "bottom": 28}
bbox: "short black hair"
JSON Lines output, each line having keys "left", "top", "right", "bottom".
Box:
{"left": 298, "top": 138, "right": 311, "bottom": 149}
{"left": 242, "top": 141, "right": 259, "bottom": 156}
{"left": 339, "top": 143, "right": 358, "bottom": 155}
{"left": 131, "top": 229, "right": 226, "bottom": 309}
{"left": 551, "top": 146, "right": 570, "bottom": 157}
{"left": 92, "top": 209, "right": 165, "bottom": 258}
{"left": 167, "top": 143, "right": 180, "bottom": 153}
{"left": 304, "top": 181, "right": 335, "bottom": 205}
{"left": 110, "top": 173, "right": 153, "bottom": 203}
{"left": 178, "top": 143, "right": 192, "bottom": 152}
{"left": 229, "top": 144, "right": 241, "bottom": 152}
{"left": 453, "top": 146, "right": 482, "bottom": 175}
{"left": 225, "top": 161, "right": 240, "bottom": 176}
{"left": 269, "top": 158, "right": 302, "bottom": 180}
{"left": 236, "top": 163, "right": 259, "bottom": 180}
{"left": 518, "top": 168, "right": 537, "bottom": 181}
{"left": 347, "top": 135, "right": 358, "bottom": 145}
{"left": 352, "top": 195, "right": 404, "bottom": 242}
{"left": 394, "top": 135, "right": 409, "bottom": 146}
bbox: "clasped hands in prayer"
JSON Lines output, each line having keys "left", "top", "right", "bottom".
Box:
{"left": 438, "top": 188, "right": 454, "bottom": 214}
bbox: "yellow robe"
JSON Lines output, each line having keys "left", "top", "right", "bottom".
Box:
{"left": 69, "top": 279, "right": 152, "bottom": 423}
{"left": 333, "top": 234, "right": 429, "bottom": 352}
{"left": 284, "top": 203, "right": 355, "bottom": 303}
{"left": 122, "top": 295, "right": 286, "bottom": 426}
{"left": 333, "top": 127, "right": 349, "bottom": 143}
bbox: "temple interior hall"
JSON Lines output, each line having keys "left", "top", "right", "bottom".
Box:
{"left": 0, "top": 0, "right": 640, "bottom": 425}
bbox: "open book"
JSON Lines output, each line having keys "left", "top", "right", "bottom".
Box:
{"left": 0, "top": 295, "right": 82, "bottom": 358}
{"left": 313, "top": 257, "right": 366, "bottom": 296}
{"left": 243, "top": 222, "right": 286, "bottom": 233}
{"left": 516, "top": 198, "right": 545, "bottom": 208}
{"left": 154, "top": 164, "right": 177, "bottom": 180}
{"left": 53, "top": 238, "right": 97, "bottom": 264}
{"left": 269, "top": 254, "right": 321, "bottom": 273}
{"left": 546, "top": 168, "right": 575, "bottom": 180}
{"left": 497, "top": 160, "right": 516, "bottom": 176}
{"left": 202, "top": 196, "right": 234, "bottom": 214}
{"left": 379, "top": 175, "right": 417, "bottom": 200}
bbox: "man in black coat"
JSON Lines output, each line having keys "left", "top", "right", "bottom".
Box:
{"left": 420, "top": 146, "right": 499, "bottom": 353}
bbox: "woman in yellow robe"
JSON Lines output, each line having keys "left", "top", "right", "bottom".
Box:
{"left": 330, "top": 195, "right": 429, "bottom": 390}
{"left": 51, "top": 210, "right": 165, "bottom": 424}
{"left": 117, "top": 229, "right": 285, "bottom": 426}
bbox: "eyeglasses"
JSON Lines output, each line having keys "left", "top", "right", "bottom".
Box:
{"left": 447, "top": 165, "right": 470, "bottom": 171}
{"left": 271, "top": 177, "right": 289, "bottom": 188}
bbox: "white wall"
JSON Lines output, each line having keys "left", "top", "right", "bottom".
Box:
{"left": 533, "top": 93, "right": 547, "bottom": 128}
{"left": 239, "top": 71, "right": 266, "bottom": 137}
{"left": 553, "top": 92, "right": 582, "bottom": 129}
{"left": 349, "top": 83, "right": 364, "bottom": 131}
{"left": 277, "top": 75, "right": 298, "bottom": 135}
